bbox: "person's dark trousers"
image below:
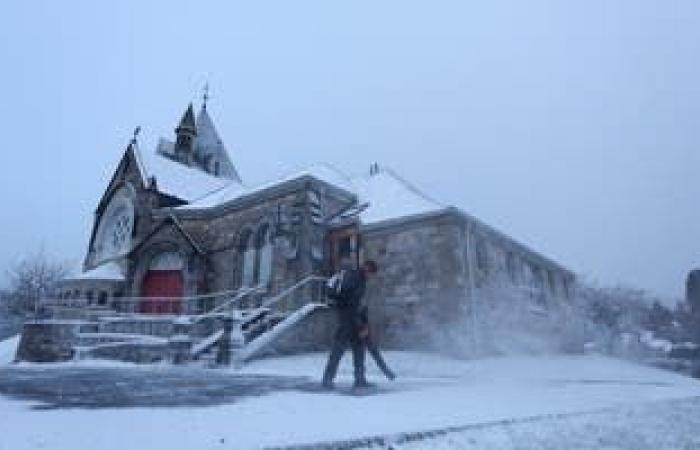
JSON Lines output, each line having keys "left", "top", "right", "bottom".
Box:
{"left": 366, "top": 337, "right": 395, "bottom": 380}
{"left": 322, "top": 327, "right": 366, "bottom": 386}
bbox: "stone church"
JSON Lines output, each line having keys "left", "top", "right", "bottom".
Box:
{"left": 20, "top": 99, "right": 576, "bottom": 363}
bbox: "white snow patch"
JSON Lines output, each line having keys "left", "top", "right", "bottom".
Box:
{"left": 238, "top": 303, "right": 324, "bottom": 361}
{"left": 134, "top": 142, "right": 232, "bottom": 202}
{"left": 353, "top": 167, "right": 444, "bottom": 224}
{"left": 64, "top": 261, "right": 124, "bottom": 281}
{"left": 0, "top": 334, "right": 20, "bottom": 365}
{"left": 2, "top": 352, "right": 699, "bottom": 449}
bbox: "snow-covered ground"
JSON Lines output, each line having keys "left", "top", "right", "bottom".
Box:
{"left": 0, "top": 334, "right": 19, "bottom": 365}
{"left": 1, "top": 335, "right": 699, "bottom": 449}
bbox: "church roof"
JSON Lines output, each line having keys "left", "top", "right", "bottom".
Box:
{"left": 134, "top": 141, "right": 232, "bottom": 203}
{"left": 353, "top": 168, "right": 444, "bottom": 224}
{"left": 177, "top": 163, "right": 445, "bottom": 225}
{"left": 176, "top": 103, "right": 196, "bottom": 133}
{"left": 194, "top": 106, "right": 242, "bottom": 182}
{"left": 178, "top": 163, "right": 354, "bottom": 210}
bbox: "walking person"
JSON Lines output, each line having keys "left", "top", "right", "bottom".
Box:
{"left": 322, "top": 257, "right": 377, "bottom": 389}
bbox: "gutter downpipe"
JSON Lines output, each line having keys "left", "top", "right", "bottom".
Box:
{"left": 458, "top": 221, "right": 479, "bottom": 356}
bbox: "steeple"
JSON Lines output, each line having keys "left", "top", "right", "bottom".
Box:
{"left": 194, "top": 103, "right": 242, "bottom": 183}
{"left": 174, "top": 103, "right": 196, "bottom": 163}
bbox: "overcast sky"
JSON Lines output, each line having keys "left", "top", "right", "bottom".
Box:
{"left": 1, "top": 1, "right": 698, "bottom": 301}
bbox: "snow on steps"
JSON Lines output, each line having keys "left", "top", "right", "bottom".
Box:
{"left": 0, "top": 334, "right": 20, "bottom": 364}
{"left": 238, "top": 303, "right": 325, "bottom": 362}
{"left": 191, "top": 328, "right": 225, "bottom": 357}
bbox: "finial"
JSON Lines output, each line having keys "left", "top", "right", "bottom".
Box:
{"left": 202, "top": 83, "right": 210, "bottom": 110}
{"left": 131, "top": 126, "right": 141, "bottom": 144}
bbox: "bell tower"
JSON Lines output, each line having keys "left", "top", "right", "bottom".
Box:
{"left": 173, "top": 103, "right": 196, "bottom": 164}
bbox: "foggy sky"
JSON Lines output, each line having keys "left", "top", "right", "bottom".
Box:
{"left": 1, "top": 1, "right": 698, "bottom": 302}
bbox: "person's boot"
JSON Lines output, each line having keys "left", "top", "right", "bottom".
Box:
{"left": 353, "top": 377, "right": 375, "bottom": 390}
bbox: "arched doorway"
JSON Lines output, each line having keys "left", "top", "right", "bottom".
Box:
{"left": 140, "top": 252, "right": 184, "bottom": 314}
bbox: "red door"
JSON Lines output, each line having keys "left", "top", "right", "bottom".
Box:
{"left": 140, "top": 270, "right": 183, "bottom": 314}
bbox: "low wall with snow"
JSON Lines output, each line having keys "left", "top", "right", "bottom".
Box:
{"left": 15, "top": 322, "right": 80, "bottom": 362}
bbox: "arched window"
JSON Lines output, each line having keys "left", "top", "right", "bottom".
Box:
{"left": 547, "top": 270, "right": 557, "bottom": 296}
{"left": 94, "top": 186, "right": 135, "bottom": 264}
{"left": 475, "top": 238, "right": 488, "bottom": 273}
{"left": 149, "top": 252, "right": 184, "bottom": 271}
{"left": 239, "top": 230, "right": 256, "bottom": 287}
{"left": 256, "top": 224, "right": 273, "bottom": 287}
{"left": 506, "top": 252, "right": 518, "bottom": 284}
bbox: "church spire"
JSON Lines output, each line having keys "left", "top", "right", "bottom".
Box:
{"left": 174, "top": 103, "right": 196, "bottom": 163}
{"left": 202, "top": 83, "right": 210, "bottom": 111}
{"left": 194, "top": 101, "right": 242, "bottom": 183}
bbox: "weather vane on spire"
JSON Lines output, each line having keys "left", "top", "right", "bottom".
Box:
{"left": 202, "top": 83, "right": 210, "bottom": 109}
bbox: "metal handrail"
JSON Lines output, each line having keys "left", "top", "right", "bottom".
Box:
{"left": 261, "top": 275, "right": 327, "bottom": 309}
{"left": 43, "top": 275, "right": 328, "bottom": 326}
{"left": 191, "top": 286, "right": 268, "bottom": 323}
{"left": 192, "top": 275, "right": 327, "bottom": 324}
{"left": 48, "top": 285, "right": 255, "bottom": 305}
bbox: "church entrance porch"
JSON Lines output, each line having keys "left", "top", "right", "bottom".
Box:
{"left": 140, "top": 270, "right": 183, "bottom": 314}
{"left": 139, "top": 252, "right": 185, "bottom": 314}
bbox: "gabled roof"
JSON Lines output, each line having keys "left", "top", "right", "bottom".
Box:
{"left": 353, "top": 168, "right": 444, "bottom": 224}
{"left": 133, "top": 140, "right": 232, "bottom": 203}
{"left": 128, "top": 214, "right": 205, "bottom": 256}
{"left": 179, "top": 163, "right": 356, "bottom": 210}
{"left": 176, "top": 163, "right": 444, "bottom": 225}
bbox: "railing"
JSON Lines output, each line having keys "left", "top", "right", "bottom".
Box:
{"left": 42, "top": 285, "right": 264, "bottom": 318}
{"left": 262, "top": 275, "right": 327, "bottom": 309}
{"left": 42, "top": 275, "right": 328, "bottom": 321}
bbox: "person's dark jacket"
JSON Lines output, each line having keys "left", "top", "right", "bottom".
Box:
{"left": 328, "top": 269, "right": 366, "bottom": 334}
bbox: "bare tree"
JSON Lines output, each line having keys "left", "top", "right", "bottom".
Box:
{"left": 4, "top": 249, "right": 70, "bottom": 317}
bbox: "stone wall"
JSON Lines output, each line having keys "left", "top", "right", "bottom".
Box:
{"left": 15, "top": 322, "right": 83, "bottom": 362}
{"left": 359, "top": 209, "right": 577, "bottom": 356}
{"left": 362, "top": 212, "right": 468, "bottom": 350}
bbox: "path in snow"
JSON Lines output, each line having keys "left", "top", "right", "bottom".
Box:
{"left": 1, "top": 335, "right": 700, "bottom": 450}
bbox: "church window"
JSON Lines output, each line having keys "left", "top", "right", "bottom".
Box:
{"left": 256, "top": 224, "right": 273, "bottom": 287}
{"left": 149, "top": 252, "right": 184, "bottom": 271}
{"left": 475, "top": 238, "right": 488, "bottom": 273}
{"left": 531, "top": 266, "right": 547, "bottom": 307}
{"left": 94, "top": 186, "right": 135, "bottom": 264}
{"left": 214, "top": 161, "right": 220, "bottom": 176}
{"left": 506, "top": 252, "right": 518, "bottom": 284}
{"left": 547, "top": 270, "right": 557, "bottom": 296}
{"left": 239, "top": 230, "right": 256, "bottom": 287}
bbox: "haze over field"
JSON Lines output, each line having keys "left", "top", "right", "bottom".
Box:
{"left": 1, "top": 1, "right": 699, "bottom": 300}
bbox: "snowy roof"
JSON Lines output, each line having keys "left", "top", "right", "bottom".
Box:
{"left": 64, "top": 261, "right": 125, "bottom": 281}
{"left": 353, "top": 168, "right": 444, "bottom": 224}
{"left": 179, "top": 163, "right": 444, "bottom": 225}
{"left": 134, "top": 141, "right": 232, "bottom": 203}
{"left": 181, "top": 163, "right": 356, "bottom": 210}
